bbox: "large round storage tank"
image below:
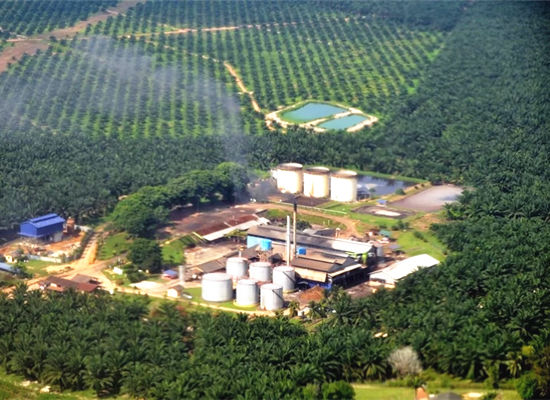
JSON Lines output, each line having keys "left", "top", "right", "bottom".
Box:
{"left": 330, "top": 170, "right": 358, "bottom": 202}
{"left": 226, "top": 257, "right": 248, "bottom": 280}
{"left": 273, "top": 266, "right": 296, "bottom": 292}
{"left": 201, "top": 273, "right": 233, "bottom": 302}
{"left": 236, "top": 279, "right": 259, "bottom": 306}
{"left": 260, "top": 283, "right": 284, "bottom": 311}
{"left": 276, "top": 163, "right": 303, "bottom": 194}
{"left": 303, "top": 166, "right": 330, "bottom": 198}
{"left": 249, "top": 261, "right": 272, "bottom": 282}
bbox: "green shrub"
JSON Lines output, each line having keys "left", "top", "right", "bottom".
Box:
{"left": 321, "top": 381, "right": 354, "bottom": 400}
{"left": 516, "top": 373, "right": 538, "bottom": 400}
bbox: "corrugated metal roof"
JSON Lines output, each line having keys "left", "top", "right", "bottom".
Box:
{"left": 247, "top": 225, "right": 372, "bottom": 255}
{"left": 369, "top": 254, "right": 439, "bottom": 284}
{"left": 24, "top": 214, "right": 65, "bottom": 228}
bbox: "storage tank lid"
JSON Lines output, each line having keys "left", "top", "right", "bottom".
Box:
{"left": 250, "top": 261, "right": 272, "bottom": 268}
{"left": 237, "top": 279, "right": 257, "bottom": 286}
{"left": 227, "top": 256, "right": 247, "bottom": 263}
{"left": 332, "top": 169, "right": 358, "bottom": 179}
{"left": 261, "top": 283, "right": 283, "bottom": 290}
{"left": 274, "top": 265, "right": 294, "bottom": 272}
{"left": 203, "top": 272, "right": 231, "bottom": 281}
{"left": 305, "top": 166, "right": 330, "bottom": 175}
{"left": 277, "top": 162, "right": 303, "bottom": 171}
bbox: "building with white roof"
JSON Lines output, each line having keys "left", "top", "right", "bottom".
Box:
{"left": 369, "top": 254, "right": 439, "bottom": 285}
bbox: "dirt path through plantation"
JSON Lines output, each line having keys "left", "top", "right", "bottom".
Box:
{"left": 223, "top": 62, "right": 262, "bottom": 112}
{"left": 0, "top": 0, "right": 141, "bottom": 74}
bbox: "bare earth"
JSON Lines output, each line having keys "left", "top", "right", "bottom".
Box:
{"left": 0, "top": 0, "right": 141, "bottom": 73}
{"left": 391, "top": 184, "right": 464, "bottom": 212}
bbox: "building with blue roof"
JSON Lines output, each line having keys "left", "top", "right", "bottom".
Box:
{"left": 19, "top": 213, "right": 65, "bottom": 242}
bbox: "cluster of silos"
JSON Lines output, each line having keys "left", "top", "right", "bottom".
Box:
{"left": 275, "top": 163, "right": 358, "bottom": 202}
{"left": 201, "top": 258, "right": 295, "bottom": 311}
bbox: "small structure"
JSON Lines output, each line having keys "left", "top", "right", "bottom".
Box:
{"left": 0, "top": 262, "right": 18, "bottom": 275}
{"left": 20, "top": 214, "right": 65, "bottom": 242}
{"left": 369, "top": 254, "right": 439, "bottom": 285}
{"left": 166, "top": 284, "right": 185, "bottom": 298}
{"left": 40, "top": 276, "right": 99, "bottom": 293}
{"left": 162, "top": 269, "right": 178, "bottom": 279}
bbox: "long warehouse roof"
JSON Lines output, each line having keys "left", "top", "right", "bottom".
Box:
{"left": 247, "top": 225, "right": 372, "bottom": 255}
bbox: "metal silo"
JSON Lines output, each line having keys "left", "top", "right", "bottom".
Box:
{"left": 249, "top": 261, "right": 272, "bottom": 282}
{"left": 330, "top": 170, "right": 358, "bottom": 202}
{"left": 303, "top": 166, "right": 330, "bottom": 198}
{"left": 260, "top": 283, "right": 284, "bottom": 311}
{"left": 236, "top": 279, "right": 259, "bottom": 306}
{"left": 276, "top": 163, "right": 303, "bottom": 194}
{"left": 273, "top": 266, "right": 296, "bottom": 292}
{"left": 201, "top": 273, "right": 233, "bottom": 302}
{"left": 226, "top": 257, "right": 248, "bottom": 280}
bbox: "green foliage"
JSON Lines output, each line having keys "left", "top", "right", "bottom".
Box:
{"left": 321, "top": 381, "right": 355, "bottom": 400}
{"left": 516, "top": 373, "right": 538, "bottom": 400}
{"left": 127, "top": 239, "right": 162, "bottom": 274}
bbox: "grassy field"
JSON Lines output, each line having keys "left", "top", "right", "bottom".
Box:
{"left": 353, "top": 383, "right": 520, "bottom": 400}
{"left": 161, "top": 238, "right": 187, "bottom": 266}
{"left": 0, "top": 368, "right": 103, "bottom": 400}
{"left": 395, "top": 230, "right": 446, "bottom": 261}
{"left": 24, "top": 260, "right": 56, "bottom": 278}
{"left": 97, "top": 232, "right": 132, "bottom": 260}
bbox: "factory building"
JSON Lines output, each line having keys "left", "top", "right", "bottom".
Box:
{"left": 247, "top": 225, "right": 373, "bottom": 259}
{"left": 291, "top": 253, "right": 366, "bottom": 289}
{"left": 19, "top": 213, "right": 65, "bottom": 242}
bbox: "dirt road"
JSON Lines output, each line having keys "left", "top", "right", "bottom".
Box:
{"left": 0, "top": 0, "right": 141, "bottom": 73}
{"left": 224, "top": 62, "right": 262, "bottom": 112}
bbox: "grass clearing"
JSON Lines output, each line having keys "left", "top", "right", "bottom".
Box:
{"left": 161, "top": 238, "right": 187, "bottom": 266}
{"left": 352, "top": 382, "right": 520, "bottom": 400}
{"left": 395, "top": 230, "right": 446, "bottom": 261}
{"left": 23, "top": 260, "right": 55, "bottom": 278}
{"left": 98, "top": 232, "right": 132, "bottom": 260}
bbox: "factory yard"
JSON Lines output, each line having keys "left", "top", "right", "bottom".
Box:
{"left": 390, "top": 184, "right": 464, "bottom": 212}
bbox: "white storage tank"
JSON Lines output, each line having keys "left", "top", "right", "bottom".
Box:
{"left": 303, "top": 166, "right": 330, "bottom": 198}
{"left": 276, "top": 163, "right": 303, "bottom": 194}
{"left": 330, "top": 170, "right": 358, "bottom": 202}
{"left": 226, "top": 257, "right": 248, "bottom": 280}
{"left": 249, "top": 261, "right": 272, "bottom": 282}
{"left": 201, "top": 273, "right": 233, "bottom": 302}
{"left": 260, "top": 283, "right": 284, "bottom": 311}
{"left": 236, "top": 279, "right": 259, "bottom": 306}
{"left": 273, "top": 266, "right": 296, "bottom": 292}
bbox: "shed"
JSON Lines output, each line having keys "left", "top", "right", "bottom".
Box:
{"left": 434, "top": 393, "right": 462, "bottom": 400}
{"left": 0, "top": 262, "right": 17, "bottom": 275}
{"left": 167, "top": 284, "right": 185, "bottom": 298}
{"left": 20, "top": 214, "right": 65, "bottom": 242}
{"left": 379, "top": 229, "right": 392, "bottom": 238}
{"left": 162, "top": 269, "right": 178, "bottom": 279}
{"left": 41, "top": 276, "right": 99, "bottom": 293}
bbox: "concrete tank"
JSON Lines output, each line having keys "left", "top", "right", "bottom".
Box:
{"left": 273, "top": 266, "right": 295, "bottom": 292}
{"left": 276, "top": 163, "right": 303, "bottom": 194}
{"left": 201, "top": 273, "right": 233, "bottom": 302}
{"left": 303, "top": 166, "right": 330, "bottom": 198}
{"left": 236, "top": 279, "right": 259, "bottom": 306}
{"left": 226, "top": 257, "right": 248, "bottom": 280}
{"left": 330, "top": 170, "right": 358, "bottom": 202}
{"left": 249, "top": 261, "right": 272, "bottom": 282}
{"left": 260, "top": 283, "right": 284, "bottom": 311}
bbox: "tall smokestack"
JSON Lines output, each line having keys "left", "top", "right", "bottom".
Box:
{"left": 293, "top": 199, "right": 297, "bottom": 259}
{"left": 178, "top": 264, "right": 185, "bottom": 287}
{"left": 286, "top": 215, "right": 291, "bottom": 266}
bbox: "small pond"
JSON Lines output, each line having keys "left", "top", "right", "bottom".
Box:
{"left": 319, "top": 114, "right": 367, "bottom": 130}
{"left": 357, "top": 175, "right": 414, "bottom": 196}
{"left": 281, "top": 102, "right": 346, "bottom": 123}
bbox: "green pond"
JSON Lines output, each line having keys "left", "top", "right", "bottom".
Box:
{"left": 281, "top": 102, "right": 346, "bottom": 123}
{"left": 319, "top": 114, "right": 367, "bottom": 130}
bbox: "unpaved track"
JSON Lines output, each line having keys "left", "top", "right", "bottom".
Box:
{"left": 0, "top": 0, "right": 141, "bottom": 73}
{"left": 223, "top": 62, "right": 261, "bottom": 112}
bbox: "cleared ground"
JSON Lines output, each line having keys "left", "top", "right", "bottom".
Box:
{"left": 391, "top": 184, "right": 463, "bottom": 212}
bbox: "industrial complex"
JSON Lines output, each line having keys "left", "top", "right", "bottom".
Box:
{"left": 0, "top": 162, "right": 455, "bottom": 315}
